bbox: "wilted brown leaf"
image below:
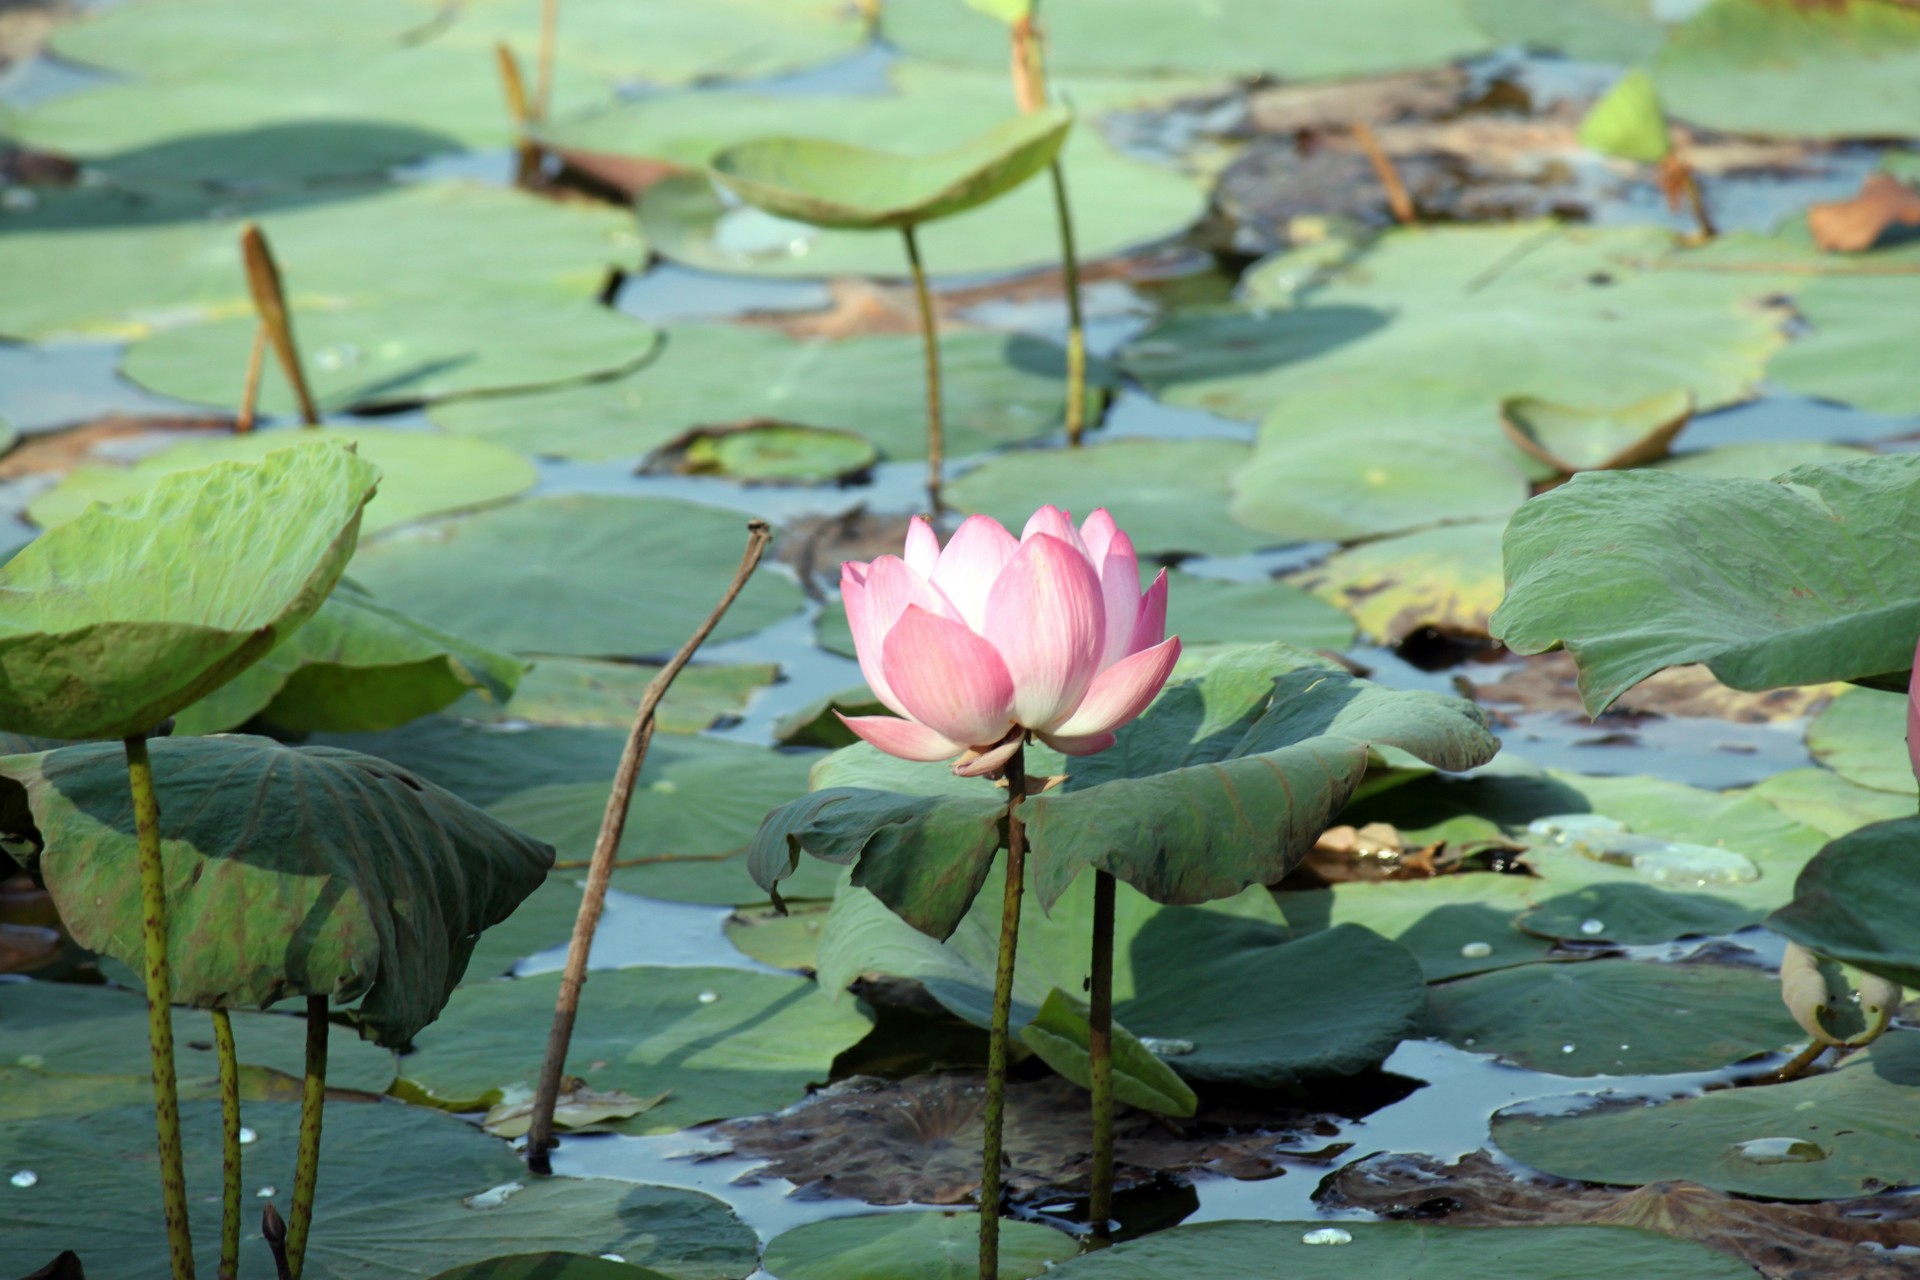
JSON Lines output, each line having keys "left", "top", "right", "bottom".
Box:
{"left": 0, "top": 415, "right": 230, "bottom": 481}
{"left": 1808, "top": 174, "right": 1920, "bottom": 253}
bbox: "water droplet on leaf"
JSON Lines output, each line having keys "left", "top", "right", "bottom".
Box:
{"left": 1140, "top": 1036, "right": 1196, "bottom": 1057}
{"left": 1460, "top": 941, "right": 1494, "bottom": 959}
{"left": 238, "top": 1127, "right": 258, "bottom": 1145}
{"left": 256, "top": 1186, "right": 276, "bottom": 1198}
{"left": 10, "top": 1170, "right": 37, "bottom": 1188}
{"left": 1560, "top": 1043, "right": 1576, "bottom": 1054}
{"left": 313, "top": 343, "right": 361, "bottom": 372}
{"left": 698, "top": 990, "right": 720, "bottom": 1005}
{"left": 1580, "top": 919, "right": 1606, "bottom": 936}
{"left": 1300, "top": 1227, "right": 1353, "bottom": 1245}
{"left": 463, "top": 1181, "right": 525, "bottom": 1209}
{"left": 1730, "top": 1137, "right": 1827, "bottom": 1164}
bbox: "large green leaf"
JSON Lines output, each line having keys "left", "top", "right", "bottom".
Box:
{"left": 347, "top": 495, "right": 805, "bottom": 658}
{"left": 0, "top": 735, "right": 554, "bottom": 1045}
{"left": 817, "top": 868, "right": 1427, "bottom": 1088}
{"left": 1289, "top": 518, "right": 1507, "bottom": 643}
{"left": 711, "top": 107, "right": 1072, "bottom": 230}
{"left": 0, "top": 1100, "right": 759, "bottom": 1280}
{"left": 1275, "top": 873, "right": 1555, "bottom": 982}
{"left": 1804, "top": 688, "right": 1914, "bottom": 796}
{"left": 48, "top": 0, "right": 421, "bottom": 74}
{"left": 1748, "top": 766, "right": 1915, "bottom": 839}
{"left": 0, "top": 441, "right": 378, "bottom": 740}
{"left": 396, "top": 965, "right": 872, "bottom": 1133}
{"left": 1769, "top": 277, "right": 1920, "bottom": 415}
{"left": 1491, "top": 454, "right": 1920, "bottom": 714}
{"left": 28, "top": 425, "right": 537, "bottom": 536}
{"left": 761, "top": 1213, "right": 1075, "bottom": 1280}
{"left": 313, "top": 716, "right": 630, "bottom": 808}
{"left": 1019, "top": 989, "right": 1199, "bottom": 1117}
{"left": 431, "top": 324, "right": 1086, "bottom": 463}
{"left": 173, "top": 579, "right": 527, "bottom": 735}
{"left": 451, "top": 656, "right": 777, "bottom": 735}
{"left": 1464, "top": 0, "right": 1671, "bottom": 62}
{"left": 1767, "top": 816, "right": 1920, "bottom": 992}
{"left": 1491, "top": 1030, "right": 1920, "bottom": 1200}
{"left": 1040, "top": 1220, "right": 1756, "bottom": 1279}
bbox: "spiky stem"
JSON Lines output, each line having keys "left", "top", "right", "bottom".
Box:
{"left": 1086, "top": 867, "right": 1117, "bottom": 1247}
{"left": 212, "top": 1009, "right": 241, "bottom": 1280}
{"left": 979, "top": 742, "right": 1028, "bottom": 1280}
{"left": 902, "top": 224, "right": 945, "bottom": 516}
{"left": 285, "top": 996, "right": 328, "bottom": 1279}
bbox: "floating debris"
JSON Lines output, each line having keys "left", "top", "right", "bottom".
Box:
{"left": 1300, "top": 1226, "right": 1353, "bottom": 1245}
{"left": 463, "top": 1181, "right": 525, "bottom": 1210}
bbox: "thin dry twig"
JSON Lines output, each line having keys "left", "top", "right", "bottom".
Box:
{"left": 238, "top": 224, "right": 320, "bottom": 426}
{"left": 1351, "top": 121, "right": 1417, "bottom": 226}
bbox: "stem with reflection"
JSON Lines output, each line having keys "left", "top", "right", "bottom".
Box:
{"left": 212, "top": 1009, "right": 242, "bottom": 1280}
{"left": 285, "top": 996, "right": 328, "bottom": 1279}
{"left": 126, "top": 733, "right": 195, "bottom": 1280}
{"left": 1046, "top": 161, "right": 1089, "bottom": 447}
{"left": 902, "top": 224, "right": 945, "bottom": 515}
{"left": 1086, "top": 867, "right": 1116, "bottom": 1248}
{"left": 979, "top": 742, "right": 1028, "bottom": 1280}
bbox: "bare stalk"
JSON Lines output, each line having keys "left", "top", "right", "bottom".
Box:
{"left": 1352, "top": 122, "right": 1416, "bottom": 225}
{"left": 535, "top": 0, "right": 558, "bottom": 121}
{"left": 494, "top": 41, "right": 540, "bottom": 186}
{"left": 238, "top": 224, "right": 320, "bottom": 426}
{"left": 212, "top": 1009, "right": 242, "bottom": 1280}
{"left": 235, "top": 324, "right": 267, "bottom": 434}
{"left": 285, "top": 996, "right": 328, "bottom": 1279}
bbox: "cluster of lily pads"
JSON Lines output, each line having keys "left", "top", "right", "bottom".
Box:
{"left": 5, "top": 0, "right": 1920, "bottom": 1278}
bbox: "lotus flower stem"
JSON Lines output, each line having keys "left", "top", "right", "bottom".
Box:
{"left": 1047, "top": 161, "right": 1090, "bottom": 448}
{"left": 1774, "top": 1040, "right": 1827, "bottom": 1083}
{"left": 1351, "top": 122, "right": 1416, "bottom": 226}
{"left": 1086, "top": 867, "right": 1117, "bottom": 1248}
{"left": 494, "top": 41, "right": 541, "bottom": 187}
{"left": 238, "top": 224, "right": 320, "bottom": 427}
{"left": 979, "top": 740, "right": 1029, "bottom": 1280}
{"left": 235, "top": 323, "right": 267, "bottom": 434}
{"left": 285, "top": 995, "right": 328, "bottom": 1280}
{"left": 525, "top": 521, "right": 774, "bottom": 1173}
{"left": 900, "top": 225, "right": 946, "bottom": 515}
{"left": 212, "top": 1008, "right": 242, "bottom": 1280}
{"left": 124, "top": 733, "right": 196, "bottom": 1280}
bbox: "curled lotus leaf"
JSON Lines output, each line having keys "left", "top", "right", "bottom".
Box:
{"left": 1499, "top": 389, "right": 1694, "bottom": 475}
{"left": 1779, "top": 941, "right": 1901, "bottom": 1049}
{"left": 1768, "top": 815, "right": 1920, "bottom": 994}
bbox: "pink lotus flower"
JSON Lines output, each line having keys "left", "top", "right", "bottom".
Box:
{"left": 837, "top": 506, "right": 1182, "bottom": 777}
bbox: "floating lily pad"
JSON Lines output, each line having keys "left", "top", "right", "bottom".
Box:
{"left": 1275, "top": 873, "right": 1555, "bottom": 982}
{"left": 1492, "top": 1030, "right": 1920, "bottom": 1200}
{"left": 1464, "top": 0, "right": 1670, "bottom": 62}
{"left": 3, "top": 735, "right": 554, "bottom": 1045}
{"left": 946, "top": 439, "right": 1268, "bottom": 558}
{"left": 1161, "top": 571, "right": 1358, "bottom": 651}
{"left": 654, "top": 423, "right": 876, "bottom": 483}
{"left": 1492, "top": 454, "right": 1920, "bottom": 714}
{"left": 0, "top": 1100, "right": 759, "bottom": 1279}
{"left": 28, "top": 425, "right": 537, "bottom": 536}
{"left": 397, "top": 965, "right": 871, "bottom": 1134}
{"left": 1289, "top": 518, "right": 1505, "bottom": 643}
{"left": 1425, "top": 960, "right": 1800, "bottom": 1075}
{"left": 1768, "top": 816, "right": 1920, "bottom": 992}
{"left": 1748, "top": 767, "right": 1915, "bottom": 839}
{"left": 452, "top": 657, "right": 777, "bottom": 734}
{"left": 123, "top": 297, "right": 658, "bottom": 414}
{"left": 1652, "top": 441, "right": 1872, "bottom": 480}
{"left": 1805, "top": 688, "right": 1914, "bottom": 796}
{"left": 1501, "top": 389, "right": 1693, "bottom": 474}
{"left": 1040, "top": 1219, "right": 1757, "bottom": 1279}
{"left": 464, "top": 875, "right": 587, "bottom": 983}
{"left": 430, "top": 1257, "right": 674, "bottom": 1280}
{"left": 771, "top": 683, "right": 888, "bottom": 749}
{"left": 1769, "top": 278, "right": 1920, "bottom": 415}
{"left": 313, "top": 716, "right": 629, "bottom": 807}
{"left": 0, "top": 181, "right": 643, "bottom": 342}
{"left": 0, "top": 442, "right": 377, "bottom": 740}
{"left": 1124, "top": 224, "right": 1782, "bottom": 425}
{"left": 348, "top": 495, "right": 805, "bottom": 658}
{"left": 817, "top": 868, "right": 1428, "bottom": 1087}
{"left": 1653, "top": 0, "right": 1920, "bottom": 141}
{"left": 725, "top": 904, "right": 828, "bottom": 972}
{"left": 49, "top": 0, "right": 423, "bottom": 74}
{"left": 881, "top": 0, "right": 1490, "bottom": 81}
{"left": 713, "top": 106, "right": 1072, "bottom": 229}
{"left": 431, "top": 324, "right": 1084, "bottom": 462}
{"left": 173, "top": 580, "right": 527, "bottom": 736}
{"left": 762, "top": 1212, "right": 1076, "bottom": 1280}
{"left": 1578, "top": 69, "right": 1671, "bottom": 164}
{"left": 0, "top": 980, "right": 397, "bottom": 1099}
{"left": 1516, "top": 882, "right": 1756, "bottom": 946}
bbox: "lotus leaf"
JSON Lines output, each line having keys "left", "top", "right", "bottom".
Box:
{"left": 1748, "top": 767, "right": 1915, "bottom": 839}
{"left": 0, "top": 1100, "right": 758, "bottom": 1279}
{"left": 761, "top": 1213, "right": 1076, "bottom": 1280}
{"left": 49, "top": 0, "right": 424, "bottom": 74}
{"left": 430, "top": 1258, "right": 674, "bottom": 1280}
{"left": 0, "top": 735, "right": 554, "bottom": 1045}
{"left": 1805, "top": 688, "right": 1914, "bottom": 796}
{"left": 1500, "top": 389, "right": 1693, "bottom": 474}
{"left": 1578, "top": 69, "right": 1670, "bottom": 164}
{"left": 1020, "top": 989, "right": 1199, "bottom": 1116}
{"left": 1464, "top": 0, "right": 1670, "bottom": 61}
{"left": 817, "top": 867, "right": 1427, "bottom": 1088}
{"left": 1769, "top": 277, "right": 1920, "bottom": 416}
{"left": 451, "top": 656, "right": 777, "bottom": 734}
{"left": 314, "top": 716, "right": 629, "bottom": 807}
{"left": 1492, "top": 454, "right": 1920, "bottom": 714}
{"left": 396, "top": 965, "right": 872, "bottom": 1134}
{"left": 1491, "top": 1030, "right": 1920, "bottom": 1200}
{"left": 1516, "top": 882, "right": 1755, "bottom": 946}
{"left": 346, "top": 495, "right": 805, "bottom": 658}
{"left": 1288, "top": 518, "right": 1506, "bottom": 643}
{"left": 659, "top": 422, "right": 876, "bottom": 483}
{"left": 1767, "top": 816, "right": 1920, "bottom": 992}
{"left": 0, "top": 442, "right": 377, "bottom": 740}
{"left": 1275, "top": 874, "right": 1555, "bottom": 982}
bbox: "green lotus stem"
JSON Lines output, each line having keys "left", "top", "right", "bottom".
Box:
{"left": 901, "top": 224, "right": 946, "bottom": 516}
{"left": 212, "top": 1008, "right": 241, "bottom": 1280}
{"left": 125, "top": 733, "right": 196, "bottom": 1280}
{"left": 1046, "top": 160, "right": 1089, "bottom": 448}
{"left": 1086, "top": 866, "right": 1116, "bottom": 1248}
{"left": 979, "top": 741, "right": 1028, "bottom": 1280}
{"left": 286, "top": 995, "right": 329, "bottom": 1279}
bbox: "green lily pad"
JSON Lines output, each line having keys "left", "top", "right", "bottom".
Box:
{"left": 172, "top": 579, "right": 527, "bottom": 736}
{"left": 1748, "top": 767, "right": 1916, "bottom": 839}
{"left": 123, "top": 297, "right": 658, "bottom": 414}
{"left": 658, "top": 423, "right": 876, "bottom": 483}
{"left": 1040, "top": 1219, "right": 1757, "bottom": 1279}
{"left": 49, "top": 0, "right": 422, "bottom": 74}
{"left": 0, "top": 980, "right": 397, "bottom": 1098}
{"left": 816, "top": 868, "right": 1427, "bottom": 1088}
{"left": 1500, "top": 389, "right": 1693, "bottom": 474}
{"left": 1768, "top": 815, "right": 1920, "bottom": 992}
{"left": 1653, "top": 0, "right": 1920, "bottom": 141}
{"left": 1161, "top": 571, "right": 1358, "bottom": 651}
{"left": 1289, "top": 518, "right": 1506, "bottom": 643}
{"left": 0, "top": 1100, "right": 759, "bottom": 1279}
{"left": 1806, "top": 688, "right": 1914, "bottom": 796}
{"left": 1425, "top": 960, "right": 1800, "bottom": 1076}
{"left": 881, "top": 0, "right": 1490, "bottom": 81}
{"left": 762, "top": 1212, "right": 1076, "bottom": 1280}
{"left": 1578, "top": 69, "right": 1671, "bottom": 164}
{"left": 28, "top": 425, "right": 537, "bottom": 537}
{"left": 1491, "top": 454, "right": 1920, "bottom": 715}
{"left": 1020, "top": 988, "right": 1199, "bottom": 1117}
{"left": 313, "top": 716, "right": 629, "bottom": 807}
{"left": 771, "top": 683, "right": 888, "bottom": 749}
{"left": 396, "top": 965, "right": 872, "bottom": 1133}
{"left": 724, "top": 904, "right": 827, "bottom": 972}
{"left": 464, "top": 875, "right": 588, "bottom": 982}
{"left": 1123, "top": 224, "right": 1783, "bottom": 425}
{"left": 0, "top": 181, "right": 643, "bottom": 342}
{"left": 1769, "top": 278, "right": 1920, "bottom": 415}
{"left": 1492, "top": 1030, "right": 1920, "bottom": 1200}
{"left": 452, "top": 657, "right": 777, "bottom": 734}
{"left": 1275, "top": 874, "right": 1555, "bottom": 982}
{"left": 1516, "top": 882, "right": 1756, "bottom": 946}
{"left": 754, "top": 644, "right": 1498, "bottom": 931}
{"left": 430, "top": 1257, "right": 674, "bottom": 1280}
{"left": 431, "top": 324, "right": 1085, "bottom": 462}
{"left": 1652, "top": 441, "right": 1873, "bottom": 480}
{"left": 0, "top": 441, "right": 377, "bottom": 740}
{"left": 2, "top": 735, "right": 554, "bottom": 1045}
{"left": 347, "top": 495, "right": 805, "bottom": 658}
{"left": 947, "top": 438, "right": 1268, "bottom": 558}
{"left": 712, "top": 105, "right": 1072, "bottom": 230}
{"left": 1464, "top": 0, "right": 1670, "bottom": 62}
